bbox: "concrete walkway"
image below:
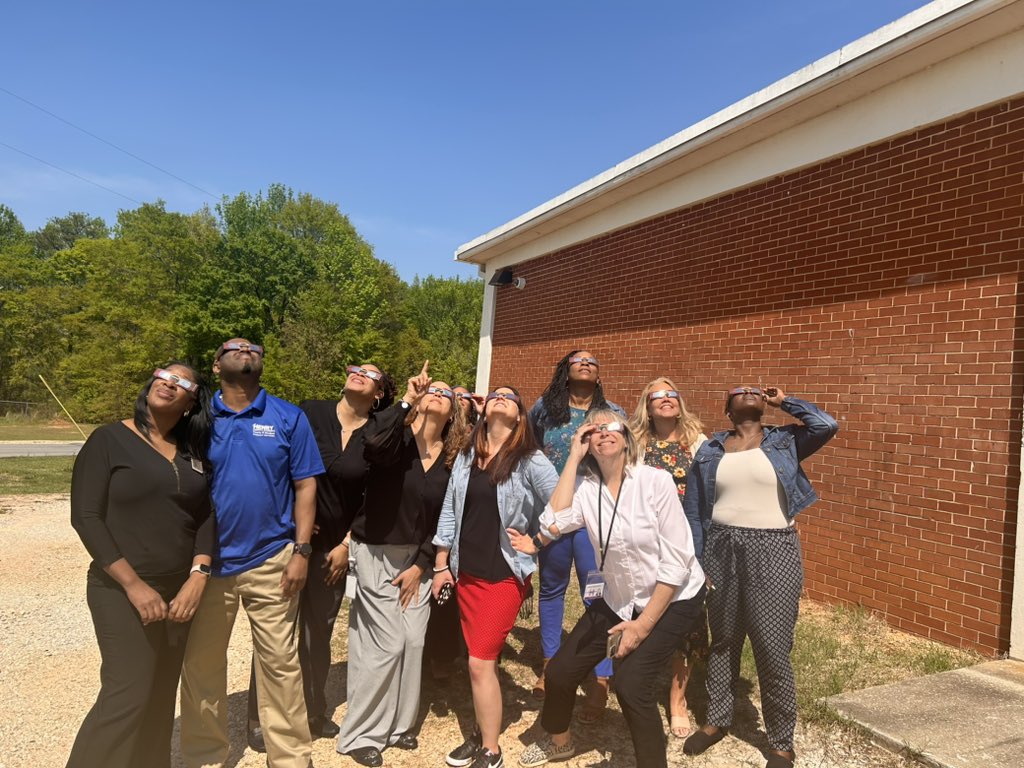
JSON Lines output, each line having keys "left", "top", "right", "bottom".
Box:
{"left": 0, "top": 441, "right": 83, "bottom": 457}
{"left": 826, "top": 660, "right": 1024, "bottom": 768}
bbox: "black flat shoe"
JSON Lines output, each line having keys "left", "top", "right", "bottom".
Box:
{"left": 393, "top": 732, "right": 418, "bottom": 750}
{"left": 247, "top": 725, "right": 267, "bottom": 754}
{"left": 346, "top": 746, "right": 384, "bottom": 767}
{"left": 765, "top": 752, "right": 795, "bottom": 768}
{"left": 309, "top": 716, "right": 341, "bottom": 738}
{"left": 682, "top": 727, "right": 727, "bottom": 755}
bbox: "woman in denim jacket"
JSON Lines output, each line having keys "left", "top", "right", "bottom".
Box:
{"left": 682, "top": 387, "right": 838, "bottom": 768}
{"left": 432, "top": 385, "right": 559, "bottom": 768}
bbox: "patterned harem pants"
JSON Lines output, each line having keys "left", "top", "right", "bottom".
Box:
{"left": 703, "top": 523, "right": 803, "bottom": 752}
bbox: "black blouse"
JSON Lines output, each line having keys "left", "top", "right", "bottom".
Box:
{"left": 351, "top": 402, "right": 452, "bottom": 571}
{"left": 459, "top": 462, "right": 514, "bottom": 582}
{"left": 300, "top": 400, "right": 371, "bottom": 551}
{"left": 70, "top": 422, "right": 214, "bottom": 584}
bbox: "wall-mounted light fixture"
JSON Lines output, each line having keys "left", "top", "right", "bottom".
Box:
{"left": 488, "top": 268, "right": 526, "bottom": 290}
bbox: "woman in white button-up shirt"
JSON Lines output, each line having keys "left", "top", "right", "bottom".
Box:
{"left": 508, "top": 409, "right": 706, "bottom": 768}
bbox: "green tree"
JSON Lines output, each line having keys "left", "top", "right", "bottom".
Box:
{"left": 33, "top": 212, "right": 108, "bottom": 257}
{"left": 400, "top": 276, "right": 483, "bottom": 386}
{"left": 0, "top": 205, "right": 26, "bottom": 248}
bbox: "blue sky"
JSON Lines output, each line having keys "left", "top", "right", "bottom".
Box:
{"left": 1, "top": 0, "right": 929, "bottom": 281}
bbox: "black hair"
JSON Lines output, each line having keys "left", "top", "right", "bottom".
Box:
{"left": 134, "top": 360, "right": 213, "bottom": 462}
{"left": 536, "top": 349, "right": 610, "bottom": 432}
{"left": 370, "top": 370, "right": 397, "bottom": 413}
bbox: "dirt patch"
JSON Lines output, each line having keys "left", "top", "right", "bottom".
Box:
{"left": 0, "top": 494, "right": 921, "bottom": 768}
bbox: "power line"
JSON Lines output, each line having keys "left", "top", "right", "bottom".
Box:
{"left": 0, "top": 86, "right": 219, "bottom": 200}
{"left": 0, "top": 140, "right": 143, "bottom": 205}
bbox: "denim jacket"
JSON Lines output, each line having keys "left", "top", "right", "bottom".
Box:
{"left": 682, "top": 397, "right": 839, "bottom": 559}
{"left": 433, "top": 449, "right": 559, "bottom": 584}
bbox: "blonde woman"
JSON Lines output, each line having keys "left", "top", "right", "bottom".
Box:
{"left": 629, "top": 377, "right": 707, "bottom": 739}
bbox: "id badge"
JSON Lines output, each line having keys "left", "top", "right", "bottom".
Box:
{"left": 583, "top": 570, "right": 605, "bottom": 600}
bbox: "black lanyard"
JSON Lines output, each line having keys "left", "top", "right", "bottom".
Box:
{"left": 596, "top": 475, "right": 624, "bottom": 571}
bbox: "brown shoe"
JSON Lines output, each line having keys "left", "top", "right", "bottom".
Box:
{"left": 531, "top": 659, "right": 550, "bottom": 700}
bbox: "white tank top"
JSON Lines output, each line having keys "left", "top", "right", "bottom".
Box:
{"left": 711, "top": 449, "right": 792, "bottom": 529}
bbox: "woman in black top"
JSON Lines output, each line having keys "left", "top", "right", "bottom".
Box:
{"left": 336, "top": 361, "right": 466, "bottom": 767}
{"left": 67, "top": 362, "right": 213, "bottom": 768}
{"left": 244, "top": 364, "right": 396, "bottom": 746}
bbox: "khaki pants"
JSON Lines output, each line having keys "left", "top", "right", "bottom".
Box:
{"left": 180, "top": 544, "right": 311, "bottom": 768}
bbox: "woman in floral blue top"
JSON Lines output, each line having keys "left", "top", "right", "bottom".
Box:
{"left": 630, "top": 377, "right": 707, "bottom": 739}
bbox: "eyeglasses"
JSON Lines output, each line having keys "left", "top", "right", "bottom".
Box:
{"left": 727, "top": 387, "right": 764, "bottom": 398}
{"left": 427, "top": 386, "right": 454, "bottom": 400}
{"left": 153, "top": 369, "right": 199, "bottom": 393}
{"left": 346, "top": 365, "right": 383, "bottom": 382}
{"left": 648, "top": 389, "right": 679, "bottom": 401}
{"left": 485, "top": 391, "right": 521, "bottom": 403}
{"left": 569, "top": 356, "right": 599, "bottom": 366}
{"left": 455, "top": 391, "right": 475, "bottom": 400}
{"left": 217, "top": 342, "right": 263, "bottom": 359}
{"left": 592, "top": 421, "right": 625, "bottom": 433}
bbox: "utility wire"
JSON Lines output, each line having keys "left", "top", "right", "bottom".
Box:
{"left": 0, "top": 86, "right": 219, "bottom": 200}
{"left": 0, "top": 140, "right": 143, "bottom": 205}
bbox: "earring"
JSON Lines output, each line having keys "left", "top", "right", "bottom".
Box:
{"left": 184, "top": 410, "right": 191, "bottom": 417}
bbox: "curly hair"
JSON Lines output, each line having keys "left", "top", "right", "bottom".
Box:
{"left": 536, "top": 349, "right": 611, "bottom": 431}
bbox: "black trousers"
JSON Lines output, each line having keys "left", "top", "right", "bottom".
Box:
{"left": 704, "top": 524, "right": 803, "bottom": 752}
{"left": 249, "top": 550, "right": 346, "bottom": 723}
{"left": 542, "top": 591, "right": 705, "bottom": 768}
{"left": 66, "top": 572, "right": 190, "bottom": 768}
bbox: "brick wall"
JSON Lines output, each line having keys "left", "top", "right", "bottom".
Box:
{"left": 489, "top": 96, "right": 1024, "bottom": 655}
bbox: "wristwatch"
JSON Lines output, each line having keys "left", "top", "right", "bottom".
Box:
{"left": 189, "top": 563, "right": 212, "bottom": 577}
{"left": 293, "top": 542, "right": 313, "bottom": 557}
{"left": 532, "top": 533, "right": 545, "bottom": 550}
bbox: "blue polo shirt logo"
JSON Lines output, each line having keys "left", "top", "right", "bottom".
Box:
{"left": 253, "top": 424, "right": 277, "bottom": 438}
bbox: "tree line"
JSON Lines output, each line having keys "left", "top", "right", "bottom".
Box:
{"left": 0, "top": 185, "right": 483, "bottom": 422}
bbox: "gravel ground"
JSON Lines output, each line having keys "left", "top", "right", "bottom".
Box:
{"left": 0, "top": 494, "right": 916, "bottom": 768}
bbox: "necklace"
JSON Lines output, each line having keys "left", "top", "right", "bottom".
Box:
{"left": 726, "top": 429, "right": 763, "bottom": 452}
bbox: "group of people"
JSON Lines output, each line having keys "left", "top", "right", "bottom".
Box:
{"left": 66, "top": 341, "right": 838, "bottom": 768}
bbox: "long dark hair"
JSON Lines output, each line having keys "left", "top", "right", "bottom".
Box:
{"left": 363, "top": 369, "right": 397, "bottom": 413}
{"left": 133, "top": 361, "right": 212, "bottom": 462}
{"left": 536, "top": 349, "right": 611, "bottom": 431}
{"left": 465, "top": 385, "right": 539, "bottom": 484}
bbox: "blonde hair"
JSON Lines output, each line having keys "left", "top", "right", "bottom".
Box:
{"left": 628, "top": 377, "right": 705, "bottom": 455}
{"left": 579, "top": 408, "right": 640, "bottom": 477}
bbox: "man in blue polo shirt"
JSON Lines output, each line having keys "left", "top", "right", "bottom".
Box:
{"left": 180, "top": 338, "right": 324, "bottom": 768}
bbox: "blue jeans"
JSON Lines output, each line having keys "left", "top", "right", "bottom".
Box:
{"left": 538, "top": 529, "right": 614, "bottom": 678}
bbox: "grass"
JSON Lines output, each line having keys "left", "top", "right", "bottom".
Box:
{"left": 0, "top": 456, "right": 75, "bottom": 494}
{"left": 746, "top": 601, "right": 982, "bottom": 727}
{"left": 0, "top": 414, "right": 94, "bottom": 442}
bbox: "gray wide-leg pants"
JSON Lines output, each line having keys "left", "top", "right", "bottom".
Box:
{"left": 704, "top": 523, "right": 803, "bottom": 752}
{"left": 335, "top": 540, "right": 431, "bottom": 754}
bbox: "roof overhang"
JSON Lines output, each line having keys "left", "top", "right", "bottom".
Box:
{"left": 455, "top": 0, "right": 1024, "bottom": 267}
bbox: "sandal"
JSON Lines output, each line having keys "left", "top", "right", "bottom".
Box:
{"left": 577, "top": 676, "right": 609, "bottom": 724}
{"left": 670, "top": 714, "right": 692, "bottom": 739}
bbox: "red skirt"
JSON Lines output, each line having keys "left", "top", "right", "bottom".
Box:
{"left": 457, "top": 571, "right": 530, "bottom": 660}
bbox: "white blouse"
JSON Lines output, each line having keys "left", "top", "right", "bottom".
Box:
{"left": 540, "top": 463, "right": 705, "bottom": 622}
